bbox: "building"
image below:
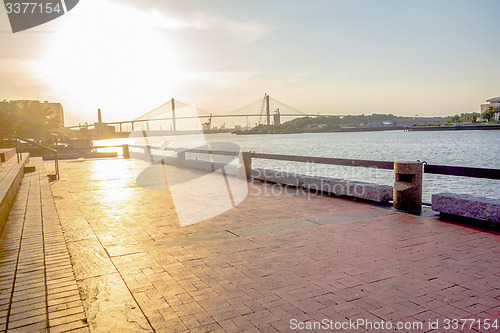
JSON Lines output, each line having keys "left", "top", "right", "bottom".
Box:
{"left": 408, "top": 117, "right": 449, "bottom": 125}
{"left": 93, "top": 109, "right": 116, "bottom": 139}
{"left": 480, "top": 96, "right": 500, "bottom": 113}
{"left": 307, "top": 124, "right": 327, "bottom": 129}
{"left": 480, "top": 96, "right": 500, "bottom": 121}
{"left": 369, "top": 118, "right": 448, "bottom": 127}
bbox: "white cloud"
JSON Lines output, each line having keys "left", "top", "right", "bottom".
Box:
{"left": 145, "top": 8, "right": 267, "bottom": 44}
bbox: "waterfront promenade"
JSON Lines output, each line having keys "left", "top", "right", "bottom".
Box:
{"left": 1, "top": 157, "right": 499, "bottom": 332}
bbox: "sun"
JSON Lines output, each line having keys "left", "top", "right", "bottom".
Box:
{"left": 42, "top": 0, "right": 182, "bottom": 121}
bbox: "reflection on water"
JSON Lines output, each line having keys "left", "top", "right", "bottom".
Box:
{"left": 96, "top": 130, "right": 500, "bottom": 202}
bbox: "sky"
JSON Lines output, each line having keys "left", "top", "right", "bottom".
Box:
{"left": 1, "top": 0, "right": 500, "bottom": 126}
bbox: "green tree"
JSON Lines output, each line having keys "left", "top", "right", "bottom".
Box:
{"left": 0, "top": 102, "right": 21, "bottom": 137}
{"left": 483, "top": 107, "right": 499, "bottom": 121}
{"left": 0, "top": 101, "right": 58, "bottom": 141}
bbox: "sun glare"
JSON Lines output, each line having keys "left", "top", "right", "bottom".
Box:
{"left": 42, "top": 0, "right": 182, "bottom": 121}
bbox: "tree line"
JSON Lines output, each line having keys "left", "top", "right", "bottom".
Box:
{"left": 0, "top": 101, "right": 58, "bottom": 141}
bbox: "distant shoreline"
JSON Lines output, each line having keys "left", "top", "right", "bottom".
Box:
{"left": 408, "top": 124, "right": 500, "bottom": 131}
{"left": 234, "top": 126, "right": 404, "bottom": 135}
{"left": 233, "top": 124, "right": 500, "bottom": 135}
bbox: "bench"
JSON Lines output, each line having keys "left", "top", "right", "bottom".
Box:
{"left": 251, "top": 168, "right": 393, "bottom": 203}
{"left": 0, "top": 153, "right": 30, "bottom": 234}
{"left": 0, "top": 148, "right": 16, "bottom": 162}
{"left": 432, "top": 193, "right": 500, "bottom": 223}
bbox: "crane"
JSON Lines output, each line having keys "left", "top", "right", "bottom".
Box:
{"left": 203, "top": 114, "right": 213, "bottom": 130}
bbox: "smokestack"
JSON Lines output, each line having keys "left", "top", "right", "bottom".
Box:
{"left": 171, "top": 98, "right": 176, "bottom": 131}
{"left": 98, "top": 109, "right": 102, "bottom": 123}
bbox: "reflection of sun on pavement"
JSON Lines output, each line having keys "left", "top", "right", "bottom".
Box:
{"left": 95, "top": 187, "right": 135, "bottom": 204}
{"left": 89, "top": 158, "right": 138, "bottom": 187}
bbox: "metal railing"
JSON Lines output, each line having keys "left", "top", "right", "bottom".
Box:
{"left": 15, "top": 138, "right": 22, "bottom": 163}
{"left": 250, "top": 152, "right": 500, "bottom": 180}
{"left": 423, "top": 164, "right": 500, "bottom": 179}
{"left": 126, "top": 145, "right": 241, "bottom": 160}
{"left": 112, "top": 144, "right": 500, "bottom": 210}
{"left": 16, "top": 137, "right": 59, "bottom": 180}
{"left": 251, "top": 152, "right": 395, "bottom": 170}
{"left": 126, "top": 145, "right": 500, "bottom": 181}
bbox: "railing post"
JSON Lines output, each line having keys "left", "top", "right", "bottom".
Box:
{"left": 239, "top": 151, "right": 252, "bottom": 180}
{"left": 122, "top": 144, "right": 130, "bottom": 159}
{"left": 54, "top": 151, "right": 59, "bottom": 180}
{"left": 16, "top": 138, "right": 20, "bottom": 163}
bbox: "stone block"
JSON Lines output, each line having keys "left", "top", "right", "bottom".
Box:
{"left": 251, "top": 169, "right": 304, "bottom": 187}
{"left": 183, "top": 159, "right": 237, "bottom": 176}
{"left": 432, "top": 193, "right": 500, "bottom": 223}
{"left": 251, "top": 168, "right": 392, "bottom": 203}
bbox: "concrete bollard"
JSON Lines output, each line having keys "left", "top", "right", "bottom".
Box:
{"left": 176, "top": 150, "right": 186, "bottom": 167}
{"left": 393, "top": 161, "right": 423, "bottom": 212}
{"left": 122, "top": 144, "right": 130, "bottom": 159}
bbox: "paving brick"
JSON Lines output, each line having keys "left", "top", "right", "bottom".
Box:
{"left": 7, "top": 314, "right": 46, "bottom": 329}
{"left": 9, "top": 301, "right": 46, "bottom": 315}
{"left": 10, "top": 295, "right": 46, "bottom": 309}
{"left": 7, "top": 307, "right": 48, "bottom": 324}
{"left": 50, "top": 322, "right": 90, "bottom": 333}
{"left": 47, "top": 294, "right": 82, "bottom": 307}
{"left": 6, "top": 320, "right": 48, "bottom": 332}
{"left": 47, "top": 311, "right": 87, "bottom": 327}
{"left": 48, "top": 305, "right": 85, "bottom": 321}
{"left": 47, "top": 283, "right": 78, "bottom": 295}
{"left": 47, "top": 289, "right": 80, "bottom": 301}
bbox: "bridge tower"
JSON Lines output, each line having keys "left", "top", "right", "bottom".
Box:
{"left": 273, "top": 108, "right": 281, "bottom": 126}
{"left": 266, "top": 94, "right": 270, "bottom": 126}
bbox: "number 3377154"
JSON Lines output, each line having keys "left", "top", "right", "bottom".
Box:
{"left": 5, "top": 2, "right": 62, "bottom": 14}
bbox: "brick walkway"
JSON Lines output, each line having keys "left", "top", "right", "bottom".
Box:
{"left": 0, "top": 158, "right": 89, "bottom": 332}
{"left": 1, "top": 157, "right": 499, "bottom": 332}
{"left": 47, "top": 158, "right": 500, "bottom": 333}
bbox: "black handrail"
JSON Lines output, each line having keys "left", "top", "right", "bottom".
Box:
{"left": 16, "top": 137, "right": 59, "bottom": 180}
{"left": 251, "top": 152, "right": 395, "bottom": 170}
{"left": 424, "top": 164, "right": 500, "bottom": 180}
{"left": 128, "top": 144, "right": 240, "bottom": 157}
{"left": 252, "top": 152, "right": 500, "bottom": 179}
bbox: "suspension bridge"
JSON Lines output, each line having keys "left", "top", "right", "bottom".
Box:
{"left": 69, "top": 94, "right": 345, "bottom": 134}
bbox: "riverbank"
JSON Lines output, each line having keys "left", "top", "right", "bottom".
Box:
{"left": 408, "top": 123, "right": 500, "bottom": 131}
{"left": 234, "top": 123, "right": 500, "bottom": 135}
{"left": 234, "top": 126, "right": 404, "bottom": 135}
